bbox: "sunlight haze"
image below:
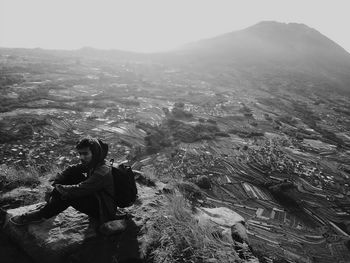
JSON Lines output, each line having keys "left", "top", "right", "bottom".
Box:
{"left": 1, "top": 0, "right": 349, "bottom": 53}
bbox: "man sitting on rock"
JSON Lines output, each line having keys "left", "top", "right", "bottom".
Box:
{"left": 11, "top": 136, "right": 117, "bottom": 225}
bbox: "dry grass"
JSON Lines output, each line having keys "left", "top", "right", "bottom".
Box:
{"left": 0, "top": 164, "right": 41, "bottom": 191}
{"left": 136, "top": 165, "right": 157, "bottom": 186}
{"left": 0, "top": 164, "right": 60, "bottom": 209}
{"left": 146, "top": 194, "right": 240, "bottom": 263}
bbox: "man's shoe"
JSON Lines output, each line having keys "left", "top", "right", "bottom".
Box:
{"left": 10, "top": 210, "right": 45, "bottom": 226}
{"left": 115, "top": 210, "right": 128, "bottom": 220}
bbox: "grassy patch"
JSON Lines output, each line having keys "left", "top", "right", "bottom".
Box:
{"left": 136, "top": 165, "right": 157, "bottom": 187}
{"left": 0, "top": 165, "right": 60, "bottom": 209}
{"left": 0, "top": 165, "right": 41, "bottom": 191}
{"left": 177, "top": 181, "right": 205, "bottom": 208}
{"left": 0, "top": 187, "right": 42, "bottom": 209}
{"left": 145, "top": 194, "right": 240, "bottom": 263}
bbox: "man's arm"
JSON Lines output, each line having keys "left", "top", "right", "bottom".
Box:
{"left": 50, "top": 164, "right": 84, "bottom": 186}
{"left": 57, "top": 166, "right": 110, "bottom": 198}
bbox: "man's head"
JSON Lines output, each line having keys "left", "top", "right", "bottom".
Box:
{"left": 76, "top": 138, "right": 94, "bottom": 165}
{"left": 75, "top": 137, "right": 109, "bottom": 167}
{"left": 77, "top": 146, "right": 93, "bottom": 165}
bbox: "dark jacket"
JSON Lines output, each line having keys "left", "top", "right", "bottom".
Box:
{"left": 52, "top": 139, "right": 116, "bottom": 222}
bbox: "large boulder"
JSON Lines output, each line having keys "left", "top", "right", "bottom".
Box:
{"left": 195, "top": 207, "right": 249, "bottom": 244}
{"left": 2, "top": 203, "right": 143, "bottom": 263}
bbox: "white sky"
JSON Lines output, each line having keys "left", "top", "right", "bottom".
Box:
{"left": 0, "top": 0, "right": 349, "bottom": 53}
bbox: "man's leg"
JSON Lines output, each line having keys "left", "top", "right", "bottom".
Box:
{"left": 69, "top": 194, "right": 100, "bottom": 219}
{"left": 11, "top": 190, "right": 100, "bottom": 225}
{"left": 41, "top": 190, "right": 100, "bottom": 219}
{"left": 10, "top": 189, "right": 69, "bottom": 225}
{"left": 39, "top": 189, "right": 70, "bottom": 219}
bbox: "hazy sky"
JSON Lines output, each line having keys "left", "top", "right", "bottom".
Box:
{"left": 1, "top": 0, "right": 349, "bottom": 53}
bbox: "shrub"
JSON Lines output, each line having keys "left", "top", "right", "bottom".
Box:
{"left": 0, "top": 164, "right": 41, "bottom": 191}
{"left": 171, "top": 108, "right": 193, "bottom": 119}
{"left": 174, "top": 102, "right": 185, "bottom": 109}
{"left": 239, "top": 105, "right": 252, "bottom": 114}
{"left": 177, "top": 181, "right": 205, "bottom": 207}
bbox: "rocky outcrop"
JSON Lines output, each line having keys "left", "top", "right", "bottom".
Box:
{"left": 195, "top": 207, "right": 249, "bottom": 244}
{"left": 4, "top": 204, "right": 92, "bottom": 263}
{"left": 194, "top": 207, "right": 258, "bottom": 262}
{"left": 2, "top": 181, "right": 258, "bottom": 263}
{"left": 1, "top": 181, "right": 168, "bottom": 263}
{"left": 3, "top": 203, "right": 144, "bottom": 263}
{"left": 2, "top": 182, "right": 167, "bottom": 263}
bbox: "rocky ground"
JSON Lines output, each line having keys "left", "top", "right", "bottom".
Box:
{"left": 1, "top": 177, "right": 259, "bottom": 263}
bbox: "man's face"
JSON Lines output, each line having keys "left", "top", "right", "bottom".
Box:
{"left": 77, "top": 147, "right": 93, "bottom": 165}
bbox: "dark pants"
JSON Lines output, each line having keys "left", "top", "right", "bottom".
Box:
{"left": 39, "top": 189, "right": 100, "bottom": 220}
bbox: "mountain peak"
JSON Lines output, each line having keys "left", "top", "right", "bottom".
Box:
{"left": 176, "top": 21, "right": 350, "bottom": 91}
{"left": 247, "top": 21, "right": 323, "bottom": 39}
{"left": 245, "top": 21, "right": 348, "bottom": 56}
{"left": 182, "top": 20, "right": 349, "bottom": 59}
{"left": 249, "top": 21, "right": 311, "bottom": 30}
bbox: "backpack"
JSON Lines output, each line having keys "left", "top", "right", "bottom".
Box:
{"left": 109, "top": 159, "right": 138, "bottom": 208}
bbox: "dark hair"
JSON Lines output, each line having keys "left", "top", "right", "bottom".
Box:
{"left": 75, "top": 136, "right": 109, "bottom": 168}
{"left": 76, "top": 137, "right": 95, "bottom": 150}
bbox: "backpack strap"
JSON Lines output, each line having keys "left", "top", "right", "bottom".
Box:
{"left": 95, "top": 193, "right": 105, "bottom": 223}
{"left": 103, "top": 159, "right": 115, "bottom": 200}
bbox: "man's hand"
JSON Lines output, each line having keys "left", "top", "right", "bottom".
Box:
{"left": 55, "top": 184, "right": 69, "bottom": 199}
{"left": 44, "top": 185, "right": 54, "bottom": 202}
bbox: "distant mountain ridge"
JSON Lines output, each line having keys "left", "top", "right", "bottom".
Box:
{"left": 2, "top": 21, "right": 349, "bottom": 92}
{"left": 179, "top": 21, "right": 350, "bottom": 59}
{"left": 172, "top": 21, "right": 350, "bottom": 92}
